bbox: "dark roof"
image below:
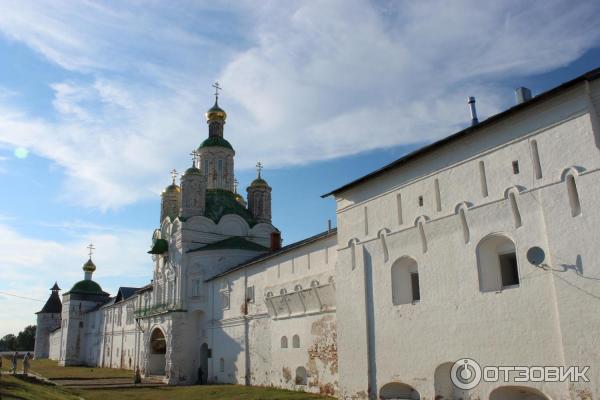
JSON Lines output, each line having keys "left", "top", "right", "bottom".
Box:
{"left": 37, "top": 291, "right": 62, "bottom": 314}
{"left": 115, "top": 287, "right": 139, "bottom": 303}
{"left": 148, "top": 238, "right": 168, "bottom": 254}
{"left": 66, "top": 280, "right": 108, "bottom": 296}
{"left": 188, "top": 236, "right": 270, "bottom": 253}
{"left": 199, "top": 136, "right": 233, "bottom": 150}
{"left": 50, "top": 282, "right": 60, "bottom": 291}
{"left": 203, "top": 189, "right": 257, "bottom": 227}
{"left": 206, "top": 228, "right": 337, "bottom": 281}
{"left": 322, "top": 67, "right": 600, "bottom": 198}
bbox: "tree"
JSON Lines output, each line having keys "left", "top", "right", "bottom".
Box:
{"left": 0, "top": 334, "right": 17, "bottom": 351}
{"left": 16, "top": 325, "right": 36, "bottom": 351}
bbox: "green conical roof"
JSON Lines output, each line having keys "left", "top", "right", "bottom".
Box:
{"left": 68, "top": 280, "right": 105, "bottom": 295}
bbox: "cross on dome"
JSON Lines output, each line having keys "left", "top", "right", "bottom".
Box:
{"left": 212, "top": 82, "right": 222, "bottom": 101}
{"left": 170, "top": 169, "right": 178, "bottom": 184}
{"left": 87, "top": 243, "right": 95, "bottom": 259}
{"left": 190, "top": 149, "right": 199, "bottom": 167}
{"left": 256, "top": 161, "right": 263, "bottom": 178}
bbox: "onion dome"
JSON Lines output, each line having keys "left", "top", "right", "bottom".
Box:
{"left": 164, "top": 183, "right": 181, "bottom": 193}
{"left": 184, "top": 166, "right": 202, "bottom": 176}
{"left": 205, "top": 100, "right": 227, "bottom": 121}
{"left": 250, "top": 177, "right": 269, "bottom": 187}
{"left": 82, "top": 258, "right": 96, "bottom": 273}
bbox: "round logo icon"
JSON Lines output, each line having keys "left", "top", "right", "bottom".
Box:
{"left": 451, "top": 358, "right": 482, "bottom": 390}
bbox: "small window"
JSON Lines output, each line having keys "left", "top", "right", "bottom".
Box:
{"left": 246, "top": 286, "right": 255, "bottom": 303}
{"left": 294, "top": 284, "right": 302, "bottom": 292}
{"left": 477, "top": 234, "right": 519, "bottom": 292}
{"left": 219, "top": 357, "right": 225, "bottom": 372}
{"left": 281, "top": 336, "right": 288, "bottom": 348}
{"left": 418, "top": 196, "right": 424, "bottom": 207}
{"left": 512, "top": 160, "right": 520, "bottom": 174}
{"left": 410, "top": 273, "right": 420, "bottom": 302}
{"left": 280, "top": 288, "right": 287, "bottom": 295}
{"left": 499, "top": 252, "right": 519, "bottom": 287}
{"left": 310, "top": 280, "right": 319, "bottom": 288}
{"left": 292, "top": 335, "right": 300, "bottom": 348}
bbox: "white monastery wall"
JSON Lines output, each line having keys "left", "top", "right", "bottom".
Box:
{"left": 334, "top": 81, "right": 600, "bottom": 399}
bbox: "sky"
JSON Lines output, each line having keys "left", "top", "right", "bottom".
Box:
{"left": 0, "top": 0, "right": 599, "bottom": 337}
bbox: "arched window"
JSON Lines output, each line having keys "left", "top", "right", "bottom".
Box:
{"left": 566, "top": 175, "right": 581, "bottom": 217}
{"left": 266, "top": 291, "right": 273, "bottom": 298}
{"left": 292, "top": 335, "right": 300, "bottom": 348}
{"left": 391, "top": 257, "right": 420, "bottom": 305}
{"left": 219, "top": 357, "right": 225, "bottom": 372}
{"left": 477, "top": 234, "right": 519, "bottom": 292}
{"left": 281, "top": 336, "right": 288, "bottom": 348}
{"left": 310, "top": 280, "right": 319, "bottom": 288}
{"left": 295, "top": 366, "right": 307, "bottom": 385}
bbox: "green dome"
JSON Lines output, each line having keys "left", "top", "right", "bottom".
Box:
{"left": 204, "top": 189, "right": 256, "bottom": 227}
{"left": 69, "top": 280, "right": 105, "bottom": 295}
{"left": 198, "top": 136, "right": 233, "bottom": 150}
{"left": 250, "top": 177, "right": 269, "bottom": 187}
{"left": 184, "top": 166, "right": 202, "bottom": 175}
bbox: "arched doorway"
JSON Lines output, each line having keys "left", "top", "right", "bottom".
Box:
{"left": 434, "top": 362, "right": 469, "bottom": 399}
{"left": 148, "top": 328, "right": 166, "bottom": 375}
{"left": 379, "top": 382, "right": 420, "bottom": 399}
{"left": 489, "top": 386, "right": 550, "bottom": 400}
{"left": 199, "top": 343, "right": 209, "bottom": 384}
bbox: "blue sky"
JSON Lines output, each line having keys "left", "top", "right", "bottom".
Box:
{"left": 0, "top": 0, "right": 599, "bottom": 336}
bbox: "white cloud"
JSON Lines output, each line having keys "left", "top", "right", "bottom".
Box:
{"left": 0, "top": 0, "right": 597, "bottom": 209}
{"left": 0, "top": 221, "right": 151, "bottom": 337}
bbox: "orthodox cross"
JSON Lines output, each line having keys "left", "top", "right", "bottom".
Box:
{"left": 87, "top": 243, "right": 95, "bottom": 259}
{"left": 234, "top": 179, "right": 239, "bottom": 193}
{"left": 190, "top": 149, "right": 199, "bottom": 167}
{"left": 212, "top": 82, "right": 222, "bottom": 101}
{"left": 170, "top": 169, "right": 178, "bottom": 184}
{"left": 256, "top": 161, "right": 263, "bottom": 178}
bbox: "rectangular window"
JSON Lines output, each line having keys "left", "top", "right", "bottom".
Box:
{"left": 418, "top": 196, "right": 424, "bottom": 207}
{"left": 192, "top": 279, "right": 201, "bottom": 297}
{"left": 512, "top": 160, "right": 520, "bottom": 174}
{"left": 246, "top": 286, "right": 255, "bottom": 303}
{"left": 410, "top": 273, "right": 420, "bottom": 302}
{"left": 499, "top": 252, "right": 519, "bottom": 287}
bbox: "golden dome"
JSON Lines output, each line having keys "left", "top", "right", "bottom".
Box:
{"left": 206, "top": 100, "right": 227, "bottom": 121}
{"left": 82, "top": 258, "right": 96, "bottom": 272}
{"left": 164, "top": 184, "right": 181, "bottom": 194}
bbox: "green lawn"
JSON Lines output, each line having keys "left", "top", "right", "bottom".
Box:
{"left": 1, "top": 356, "right": 131, "bottom": 379}
{"left": 0, "top": 357, "right": 334, "bottom": 399}
{"left": 0, "top": 374, "right": 80, "bottom": 400}
{"left": 75, "top": 385, "right": 333, "bottom": 400}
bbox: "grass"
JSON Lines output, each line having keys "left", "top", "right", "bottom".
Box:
{"left": 0, "top": 357, "right": 335, "bottom": 399}
{"left": 1, "top": 357, "right": 131, "bottom": 379}
{"left": 74, "top": 385, "right": 334, "bottom": 400}
{"left": 0, "top": 374, "right": 80, "bottom": 400}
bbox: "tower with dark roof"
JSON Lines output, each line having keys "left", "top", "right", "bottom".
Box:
{"left": 34, "top": 282, "right": 63, "bottom": 359}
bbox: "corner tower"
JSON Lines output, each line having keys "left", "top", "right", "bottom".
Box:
{"left": 197, "top": 82, "right": 235, "bottom": 192}
{"left": 34, "top": 282, "right": 62, "bottom": 359}
{"left": 160, "top": 169, "right": 181, "bottom": 222}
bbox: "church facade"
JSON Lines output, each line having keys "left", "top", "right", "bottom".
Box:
{"left": 35, "top": 68, "right": 600, "bottom": 399}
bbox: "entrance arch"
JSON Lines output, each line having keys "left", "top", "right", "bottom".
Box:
{"left": 379, "top": 382, "right": 420, "bottom": 399}
{"left": 148, "top": 328, "right": 166, "bottom": 375}
{"left": 199, "top": 343, "right": 209, "bottom": 384}
{"left": 489, "top": 386, "right": 550, "bottom": 400}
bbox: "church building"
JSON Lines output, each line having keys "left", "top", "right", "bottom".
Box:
{"left": 35, "top": 68, "right": 600, "bottom": 399}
